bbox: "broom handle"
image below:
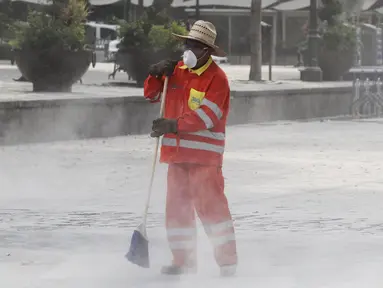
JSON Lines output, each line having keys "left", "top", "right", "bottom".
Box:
{"left": 142, "top": 76, "right": 169, "bottom": 227}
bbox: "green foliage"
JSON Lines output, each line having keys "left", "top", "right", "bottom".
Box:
{"left": 0, "top": 0, "right": 14, "bottom": 41}
{"left": 145, "top": 0, "right": 173, "bottom": 26}
{"left": 0, "top": 12, "right": 11, "bottom": 41}
{"left": 321, "top": 23, "right": 357, "bottom": 52}
{"left": 148, "top": 22, "right": 187, "bottom": 51}
{"left": 10, "top": 0, "right": 89, "bottom": 52}
{"left": 318, "top": 0, "right": 342, "bottom": 25}
{"left": 317, "top": 0, "right": 357, "bottom": 52}
{"left": 117, "top": 19, "right": 150, "bottom": 52}
{"left": 7, "top": 21, "right": 29, "bottom": 47}
{"left": 117, "top": 0, "right": 187, "bottom": 54}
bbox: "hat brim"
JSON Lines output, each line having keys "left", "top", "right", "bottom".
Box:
{"left": 172, "top": 33, "right": 227, "bottom": 57}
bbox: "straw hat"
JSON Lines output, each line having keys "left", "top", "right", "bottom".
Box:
{"left": 172, "top": 20, "right": 226, "bottom": 57}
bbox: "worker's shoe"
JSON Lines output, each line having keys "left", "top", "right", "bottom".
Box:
{"left": 220, "top": 264, "right": 237, "bottom": 277}
{"left": 160, "top": 264, "right": 197, "bottom": 275}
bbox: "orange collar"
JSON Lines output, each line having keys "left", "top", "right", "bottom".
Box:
{"left": 179, "top": 57, "right": 213, "bottom": 76}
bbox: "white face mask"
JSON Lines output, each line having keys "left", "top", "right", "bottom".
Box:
{"left": 182, "top": 50, "right": 198, "bottom": 69}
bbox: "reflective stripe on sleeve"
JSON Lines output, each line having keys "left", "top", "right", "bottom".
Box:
{"left": 195, "top": 108, "right": 214, "bottom": 129}
{"left": 146, "top": 92, "right": 161, "bottom": 102}
{"left": 187, "top": 130, "right": 225, "bottom": 141}
{"left": 162, "top": 138, "right": 224, "bottom": 154}
{"left": 151, "top": 92, "right": 161, "bottom": 101}
{"left": 201, "top": 98, "right": 223, "bottom": 119}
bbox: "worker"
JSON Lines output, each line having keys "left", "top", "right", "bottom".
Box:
{"left": 143, "top": 20, "right": 238, "bottom": 277}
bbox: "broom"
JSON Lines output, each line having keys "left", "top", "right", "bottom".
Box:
{"left": 126, "top": 76, "right": 169, "bottom": 268}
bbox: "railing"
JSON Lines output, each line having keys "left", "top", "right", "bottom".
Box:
{"left": 352, "top": 78, "right": 383, "bottom": 117}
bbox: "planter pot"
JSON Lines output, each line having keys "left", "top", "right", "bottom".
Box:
{"left": 14, "top": 49, "right": 94, "bottom": 92}
{"left": 318, "top": 47, "right": 354, "bottom": 81}
{"left": 115, "top": 49, "right": 181, "bottom": 87}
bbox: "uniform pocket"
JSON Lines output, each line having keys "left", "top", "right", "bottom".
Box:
{"left": 188, "top": 88, "right": 206, "bottom": 110}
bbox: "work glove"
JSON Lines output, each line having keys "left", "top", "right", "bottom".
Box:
{"left": 148, "top": 59, "right": 178, "bottom": 78}
{"left": 150, "top": 118, "right": 178, "bottom": 138}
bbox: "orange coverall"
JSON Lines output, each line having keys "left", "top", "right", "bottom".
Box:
{"left": 144, "top": 57, "right": 237, "bottom": 268}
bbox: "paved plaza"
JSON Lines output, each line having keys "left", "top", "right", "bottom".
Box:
{"left": 1, "top": 119, "right": 383, "bottom": 288}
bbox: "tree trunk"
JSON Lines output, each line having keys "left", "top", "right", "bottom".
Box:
{"left": 249, "top": 0, "right": 262, "bottom": 81}
{"left": 123, "top": 0, "right": 131, "bottom": 21}
{"left": 138, "top": 0, "right": 144, "bottom": 18}
{"left": 195, "top": 0, "right": 200, "bottom": 19}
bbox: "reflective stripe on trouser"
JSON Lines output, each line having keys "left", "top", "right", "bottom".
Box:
{"left": 166, "top": 163, "right": 237, "bottom": 267}
{"left": 162, "top": 137, "right": 224, "bottom": 154}
{"left": 204, "top": 220, "right": 237, "bottom": 266}
{"left": 167, "top": 227, "right": 196, "bottom": 250}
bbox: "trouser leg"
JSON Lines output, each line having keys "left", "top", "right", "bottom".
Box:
{"left": 166, "top": 163, "right": 196, "bottom": 267}
{"left": 190, "top": 165, "right": 238, "bottom": 267}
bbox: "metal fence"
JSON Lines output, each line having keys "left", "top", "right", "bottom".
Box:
{"left": 352, "top": 78, "right": 383, "bottom": 117}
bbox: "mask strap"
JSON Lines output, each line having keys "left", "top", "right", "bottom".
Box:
{"left": 192, "top": 49, "right": 209, "bottom": 69}
{"left": 197, "top": 49, "right": 209, "bottom": 61}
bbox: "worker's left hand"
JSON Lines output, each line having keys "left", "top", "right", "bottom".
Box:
{"left": 150, "top": 118, "right": 178, "bottom": 138}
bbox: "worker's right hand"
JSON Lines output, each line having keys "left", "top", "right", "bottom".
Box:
{"left": 148, "top": 59, "right": 178, "bottom": 77}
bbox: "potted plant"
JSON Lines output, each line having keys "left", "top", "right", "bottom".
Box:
{"left": 115, "top": 0, "right": 187, "bottom": 87}
{"left": 9, "top": 0, "right": 95, "bottom": 92}
{"left": 317, "top": 0, "right": 357, "bottom": 81}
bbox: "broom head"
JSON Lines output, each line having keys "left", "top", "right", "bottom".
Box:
{"left": 125, "top": 224, "right": 150, "bottom": 268}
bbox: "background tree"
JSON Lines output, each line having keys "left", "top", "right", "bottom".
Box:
{"left": 0, "top": 0, "right": 13, "bottom": 40}
{"left": 249, "top": 0, "right": 262, "bottom": 81}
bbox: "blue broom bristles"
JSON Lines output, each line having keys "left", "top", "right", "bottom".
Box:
{"left": 126, "top": 229, "right": 150, "bottom": 268}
